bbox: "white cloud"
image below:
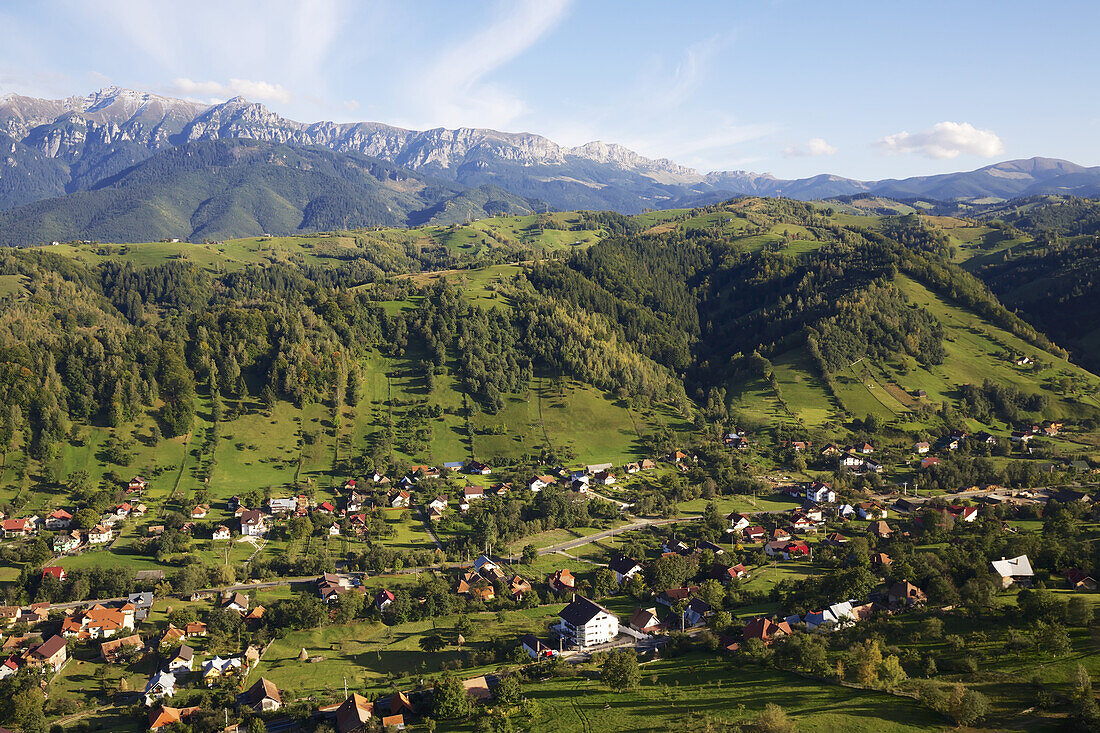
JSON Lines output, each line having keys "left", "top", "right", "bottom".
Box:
{"left": 399, "top": 0, "right": 573, "bottom": 130}
{"left": 784, "top": 137, "right": 837, "bottom": 157}
{"left": 877, "top": 121, "right": 1004, "bottom": 159}
{"left": 167, "top": 78, "right": 292, "bottom": 104}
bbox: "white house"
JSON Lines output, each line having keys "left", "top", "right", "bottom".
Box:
{"left": 805, "top": 482, "right": 835, "bottom": 504}
{"left": 991, "top": 554, "right": 1034, "bottom": 588}
{"left": 143, "top": 670, "right": 177, "bottom": 706}
{"left": 212, "top": 526, "right": 231, "bottom": 541}
{"left": 429, "top": 496, "right": 448, "bottom": 512}
{"left": 239, "top": 510, "right": 267, "bottom": 537}
{"left": 608, "top": 554, "right": 643, "bottom": 584}
{"left": 556, "top": 596, "right": 618, "bottom": 648}
{"left": 727, "top": 513, "right": 752, "bottom": 532}
{"left": 269, "top": 498, "right": 297, "bottom": 515}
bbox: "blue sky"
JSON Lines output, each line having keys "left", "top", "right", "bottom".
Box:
{"left": 1, "top": 0, "right": 1097, "bottom": 179}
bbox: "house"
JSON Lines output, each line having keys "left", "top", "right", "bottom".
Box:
{"left": 548, "top": 568, "right": 575, "bottom": 594}
{"left": 624, "top": 462, "right": 641, "bottom": 474}
{"left": 184, "top": 621, "right": 207, "bottom": 637}
{"left": 920, "top": 456, "right": 941, "bottom": 469}
{"left": 711, "top": 563, "right": 748, "bottom": 583}
{"left": 128, "top": 476, "right": 148, "bottom": 493}
{"left": 45, "top": 509, "right": 72, "bottom": 530}
{"left": 857, "top": 502, "right": 887, "bottom": 520}
{"left": 628, "top": 607, "right": 664, "bottom": 634}
{"left": 888, "top": 581, "right": 926, "bottom": 606}
{"left": 42, "top": 566, "right": 65, "bottom": 582}
{"left": 462, "top": 676, "right": 493, "bottom": 702}
{"left": 212, "top": 525, "right": 231, "bottom": 541}
{"left": 466, "top": 461, "right": 492, "bottom": 475}
{"left": 913, "top": 441, "right": 930, "bottom": 454}
{"left": 61, "top": 604, "right": 135, "bottom": 639}
{"left": 86, "top": 523, "right": 114, "bottom": 544}
{"left": 1, "top": 518, "right": 34, "bottom": 538}
{"left": 25, "top": 635, "right": 67, "bottom": 672}
{"left": 728, "top": 513, "right": 752, "bottom": 532}
{"left": 374, "top": 590, "right": 395, "bottom": 612}
{"left": 662, "top": 537, "right": 691, "bottom": 554}
{"left": 805, "top": 481, "right": 835, "bottom": 504}
{"left": 1065, "top": 569, "right": 1098, "bottom": 592}
{"left": 556, "top": 596, "right": 619, "bottom": 648}
{"left": 148, "top": 705, "right": 200, "bottom": 731}
{"left": 190, "top": 504, "right": 209, "bottom": 519}
{"left": 239, "top": 510, "right": 267, "bottom": 536}
{"left": 345, "top": 491, "right": 366, "bottom": 512}
{"left": 743, "top": 525, "right": 766, "bottom": 542}
{"left": 390, "top": 491, "right": 412, "bottom": 508}
{"left": 335, "top": 693, "right": 374, "bottom": 733}
{"left": 789, "top": 441, "right": 811, "bottom": 452}
{"left": 343, "top": 479, "right": 358, "bottom": 492}
{"left": 474, "top": 555, "right": 505, "bottom": 580}
{"left": 429, "top": 507, "right": 444, "bottom": 522}
{"left": 202, "top": 656, "right": 243, "bottom": 685}
{"left": 789, "top": 513, "right": 817, "bottom": 533}
{"left": 316, "top": 501, "right": 336, "bottom": 514}
{"left": 428, "top": 496, "right": 449, "bottom": 512}
{"left": 528, "top": 475, "right": 557, "bottom": 492}
{"left": 991, "top": 555, "right": 1034, "bottom": 588}
{"left": 329, "top": 524, "right": 341, "bottom": 536}
{"left": 871, "top": 552, "right": 892, "bottom": 567}
{"left": 238, "top": 677, "right": 282, "bottom": 712}
{"left": 697, "top": 539, "right": 725, "bottom": 555}
{"left": 856, "top": 442, "right": 875, "bottom": 454}
{"left": 592, "top": 470, "right": 616, "bottom": 486}
{"left": 742, "top": 617, "right": 791, "bottom": 646}
{"left": 656, "top": 587, "right": 699, "bottom": 607}
{"left": 608, "top": 554, "right": 643, "bottom": 584}
{"left": 640, "top": 459, "right": 657, "bottom": 471}
{"left": 1011, "top": 430, "right": 1034, "bottom": 443}
{"left": 127, "top": 592, "right": 154, "bottom": 620}
{"left": 770, "top": 528, "right": 792, "bottom": 543}
{"left": 157, "top": 625, "right": 186, "bottom": 648}
{"left": 682, "top": 599, "right": 712, "bottom": 628}
{"left": 804, "top": 608, "right": 838, "bottom": 631}
{"left": 463, "top": 485, "right": 484, "bottom": 502}
{"left": 53, "top": 531, "right": 81, "bottom": 553}
{"left": 269, "top": 497, "right": 297, "bottom": 515}
{"left": 224, "top": 592, "right": 249, "bottom": 613}
{"left": 143, "top": 670, "right": 177, "bottom": 706}
{"left": 507, "top": 575, "right": 532, "bottom": 600}
{"left": 99, "top": 632, "right": 144, "bottom": 663}
{"left": 820, "top": 444, "right": 842, "bottom": 457}
{"left": 443, "top": 461, "right": 464, "bottom": 472}
{"left": 869, "top": 520, "right": 893, "bottom": 540}
{"left": 825, "top": 532, "right": 849, "bottom": 546}
{"left": 167, "top": 644, "right": 194, "bottom": 673}
{"left": 228, "top": 496, "right": 241, "bottom": 511}
{"left": 455, "top": 572, "right": 495, "bottom": 602}
{"left": 520, "top": 633, "right": 558, "bottom": 659}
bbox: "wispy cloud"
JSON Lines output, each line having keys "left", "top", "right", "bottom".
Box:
{"left": 784, "top": 137, "right": 837, "bottom": 157}
{"left": 877, "top": 121, "right": 1004, "bottom": 159}
{"left": 399, "top": 0, "right": 573, "bottom": 129}
{"left": 167, "top": 78, "right": 292, "bottom": 104}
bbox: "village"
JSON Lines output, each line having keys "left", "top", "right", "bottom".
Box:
{"left": 0, "top": 420, "right": 1097, "bottom": 732}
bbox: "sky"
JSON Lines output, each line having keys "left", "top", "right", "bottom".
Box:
{"left": 1, "top": 0, "right": 1097, "bottom": 180}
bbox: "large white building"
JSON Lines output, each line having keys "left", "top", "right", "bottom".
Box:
{"left": 556, "top": 596, "right": 619, "bottom": 648}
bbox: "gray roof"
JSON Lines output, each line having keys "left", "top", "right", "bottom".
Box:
{"left": 559, "top": 596, "right": 613, "bottom": 626}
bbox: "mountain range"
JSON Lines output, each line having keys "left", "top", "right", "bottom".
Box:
{"left": 2, "top": 86, "right": 1100, "bottom": 243}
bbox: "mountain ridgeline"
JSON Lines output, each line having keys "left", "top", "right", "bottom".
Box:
{"left": 3, "top": 88, "right": 1100, "bottom": 245}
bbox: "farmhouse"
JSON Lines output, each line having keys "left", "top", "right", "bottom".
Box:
{"left": 869, "top": 521, "right": 893, "bottom": 539}
{"left": 238, "top": 677, "right": 282, "bottom": 712}
{"left": 101, "top": 634, "right": 145, "bottom": 663}
{"left": 54, "top": 531, "right": 81, "bottom": 553}
{"left": 2, "top": 518, "right": 34, "bottom": 538}
{"left": 608, "top": 553, "right": 643, "bottom": 584}
{"left": 212, "top": 525, "right": 231, "bottom": 541}
{"left": 334, "top": 693, "right": 374, "bottom": 732}
{"left": 888, "top": 580, "right": 926, "bottom": 606}
{"left": 547, "top": 568, "right": 575, "bottom": 594}
{"left": 42, "top": 566, "right": 65, "bottom": 582}
{"left": 991, "top": 554, "right": 1034, "bottom": 588}
{"left": 143, "top": 670, "right": 177, "bottom": 706}
{"left": 728, "top": 512, "right": 752, "bottom": 532}
{"left": 45, "top": 509, "right": 72, "bottom": 530}
{"left": 628, "top": 607, "right": 664, "bottom": 634}
{"left": 128, "top": 476, "right": 148, "bottom": 492}
{"left": 239, "top": 510, "right": 267, "bottom": 536}
{"left": 857, "top": 502, "right": 887, "bottom": 520}
{"left": 742, "top": 617, "right": 791, "bottom": 645}
{"left": 520, "top": 633, "right": 558, "bottom": 659}
{"left": 556, "top": 596, "right": 619, "bottom": 648}
{"left": 25, "top": 635, "right": 67, "bottom": 672}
